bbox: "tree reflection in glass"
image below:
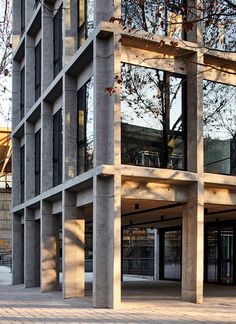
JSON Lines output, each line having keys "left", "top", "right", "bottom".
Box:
{"left": 121, "top": 63, "right": 186, "bottom": 170}
{"left": 203, "top": 80, "right": 236, "bottom": 175}
{"left": 121, "top": 0, "right": 184, "bottom": 39}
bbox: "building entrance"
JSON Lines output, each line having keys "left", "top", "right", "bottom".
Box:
{"left": 205, "top": 224, "right": 235, "bottom": 284}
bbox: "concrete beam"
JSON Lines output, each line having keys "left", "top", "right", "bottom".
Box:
{"left": 204, "top": 187, "right": 236, "bottom": 206}
{"left": 122, "top": 181, "right": 187, "bottom": 202}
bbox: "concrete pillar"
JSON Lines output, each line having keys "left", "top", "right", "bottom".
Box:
{"left": 186, "top": 0, "right": 203, "bottom": 45}
{"left": 12, "top": 137, "right": 21, "bottom": 207}
{"left": 12, "top": 0, "right": 21, "bottom": 50}
{"left": 25, "top": 208, "right": 40, "bottom": 287}
{"left": 41, "top": 201, "right": 60, "bottom": 292}
{"left": 63, "top": 0, "right": 77, "bottom": 64}
{"left": 187, "top": 54, "right": 204, "bottom": 174}
{"left": 12, "top": 213, "right": 24, "bottom": 285}
{"left": 154, "top": 229, "right": 160, "bottom": 281}
{"left": 26, "top": 0, "right": 36, "bottom": 27}
{"left": 12, "top": 61, "right": 21, "bottom": 128}
{"left": 182, "top": 182, "right": 204, "bottom": 303}
{"left": 93, "top": 35, "right": 121, "bottom": 166}
{"left": 93, "top": 174, "right": 121, "bottom": 308}
{"left": 42, "top": 9, "right": 53, "bottom": 91}
{"left": 63, "top": 74, "right": 77, "bottom": 181}
{"left": 62, "top": 190, "right": 85, "bottom": 298}
{"left": 41, "top": 102, "right": 53, "bottom": 192}
{"left": 25, "top": 35, "right": 35, "bottom": 113}
{"left": 95, "top": 0, "right": 115, "bottom": 25}
{"left": 25, "top": 122, "right": 35, "bottom": 200}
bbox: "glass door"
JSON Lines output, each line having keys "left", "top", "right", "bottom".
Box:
{"left": 221, "top": 226, "right": 234, "bottom": 284}
{"left": 206, "top": 227, "right": 218, "bottom": 282}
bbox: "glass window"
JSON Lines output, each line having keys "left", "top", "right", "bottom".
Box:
{"left": 35, "top": 129, "right": 41, "bottom": 196}
{"left": 35, "top": 40, "right": 41, "bottom": 102}
{"left": 77, "top": 0, "right": 94, "bottom": 48}
{"left": 53, "top": 109, "right": 63, "bottom": 186}
{"left": 203, "top": 80, "right": 236, "bottom": 175}
{"left": 20, "top": 145, "right": 25, "bottom": 203}
{"left": 121, "top": 0, "right": 185, "bottom": 39}
{"left": 53, "top": 5, "right": 63, "bottom": 77}
{"left": 77, "top": 77, "right": 94, "bottom": 174}
{"left": 203, "top": 0, "right": 236, "bottom": 52}
{"left": 121, "top": 63, "right": 186, "bottom": 170}
{"left": 20, "top": 67, "right": 25, "bottom": 120}
{"left": 164, "top": 230, "right": 181, "bottom": 280}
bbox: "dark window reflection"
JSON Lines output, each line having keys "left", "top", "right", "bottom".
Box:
{"left": 121, "top": 0, "right": 185, "bottom": 39}
{"left": 203, "top": 80, "right": 236, "bottom": 175}
{"left": 121, "top": 63, "right": 186, "bottom": 170}
{"left": 203, "top": 0, "right": 236, "bottom": 52}
{"left": 77, "top": 77, "right": 94, "bottom": 174}
{"left": 77, "top": 0, "right": 94, "bottom": 48}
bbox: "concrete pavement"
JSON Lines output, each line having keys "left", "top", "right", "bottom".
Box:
{"left": 0, "top": 266, "right": 236, "bottom": 323}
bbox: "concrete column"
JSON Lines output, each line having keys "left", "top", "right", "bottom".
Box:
{"left": 12, "top": 213, "right": 24, "bottom": 284}
{"left": 12, "top": 137, "right": 21, "bottom": 207}
{"left": 12, "top": 0, "right": 21, "bottom": 50}
{"left": 41, "top": 201, "right": 60, "bottom": 292}
{"left": 93, "top": 35, "right": 121, "bottom": 166}
{"left": 63, "top": 74, "right": 77, "bottom": 181}
{"left": 62, "top": 190, "right": 85, "bottom": 298}
{"left": 41, "top": 102, "right": 53, "bottom": 192}
{"left": 42, "top": 9, "right": 53, "bottom": 91}
{"left": 12, "top": 61, "right": 21, "bottom": 129}
{"left": 63, "top": 0, "right": 77, "bottom": 64}
{"left": 25, "top": 122, "right": 35, "bottom": 200}
{"left": 25, "top": 35, "right": 35, "bottom": 113}
{"left": 25, "top": 208, "right": 40, "bottom": 287}
{"left": 187, "top": 52, "right": 204, "bottom": 174}
{"left": 154, "top": 229, "right": 160, "bottom": 281}
{"left": 95, "top": 0, "right": 115, "bottom": 25}
{"left": 186, "top": 0, "right": 203, "bottom": 45}
{"left": 182, "top": 182, "right": 204, "bottom": 303}
{"left": 26, "top": 0, "right": 36, "bottom": 27}
{"left": 93, "top": 174, "right": 121, "bottom": 308}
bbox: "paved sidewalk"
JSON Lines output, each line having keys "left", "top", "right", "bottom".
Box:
{"left": 0, "top": 284, "right": 236, "bottom": 323}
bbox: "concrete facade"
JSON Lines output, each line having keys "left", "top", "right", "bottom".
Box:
{"left": 12, "top": 0, "right": 236, "bottom": 309}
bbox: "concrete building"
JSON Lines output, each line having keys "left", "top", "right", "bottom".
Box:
{"left": 12, "top": 0, "right": 236, "bottom": 308}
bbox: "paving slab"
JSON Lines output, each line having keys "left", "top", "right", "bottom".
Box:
{"left": 0, "top": 282, "right": 236, "bottom": 324}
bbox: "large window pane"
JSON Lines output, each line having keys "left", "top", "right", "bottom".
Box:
{"left": 53, "top": 5, "right": 63, "bottom": 77}
{"left": 35, "top": 129, "right": 41, "bottom": 196}
{"left": 203, "top": 80, "right": 236, "bottom": 175}
{"left": 77, "top": 77, "right": 94, "bottom": 174}
{"left": 77, "top": 0, "right": 94, "bottom": 48}
{"left": 164, "top": 230, "right": 181, "bottom": 280}
{"left": 20, "top": 145, "right": 25, "bottom": 203}
{"left": 121, "top": 63, "right": 186, "bottom": 170}
{"left": 203, "top": 0, "right": 236, "bottom": 52}
{"left": 53, "top": 109, "right": 63, "bottom": 186}
{"left": 121, "top": 0, "right": 185, "bottom": 39}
